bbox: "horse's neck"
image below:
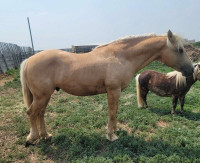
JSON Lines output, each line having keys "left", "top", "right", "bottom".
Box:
{"left": 120, "top": 37, "right": 166, "bottom": 73}
{"left": 186, "top": 76, "right": 196, "bottom": 86}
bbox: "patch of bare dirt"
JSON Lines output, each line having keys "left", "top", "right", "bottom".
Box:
{"left": 156, "top": 120, "right": 169, "bottom": 128}
{"left": 185, "top": 45, "right": 200, "bottom": 62}
{"left": 117, "top": 122, "right": 132, "bottom": 134}
{"left": 0, "top": 130, "right": 18, "bottom": 159}
{"left": 27, "top": 153, "right": 54, "bottom": 163}
{"left": 122, "top": 93, "right": 135, "bottom": 100}
{"left": 0, "top": 73, "right": 13, "bottom": 87}
{"left": 104, "top": 122, "right": 133, "bottom": 135}
{"left": 0, "top": 87, "right": 17, "bottom": 96}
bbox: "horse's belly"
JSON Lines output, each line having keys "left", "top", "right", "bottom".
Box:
{"left": 60, "top": 83, "right": 107, "bottom": 96}
{"left": 150, "top": 86, "right": 172, "bottom": 97}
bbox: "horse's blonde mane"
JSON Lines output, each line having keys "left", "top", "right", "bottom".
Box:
{"left": 167, "top": 71, "right": 186, "bottom": 88}
{"left": 166, "top": 34, "right": 186, "bottom": 50}
{"left": 94, "top": 33, "right": 158, "bottom": 49}
{"left": 95, "top": 32, "right": 185, "bottom": 50}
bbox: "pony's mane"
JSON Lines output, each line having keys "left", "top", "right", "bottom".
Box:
{"left": 193, "top": 64, "right": 200, "bottom": 80}
{"left": 94, "top": 32, "right": 185, "bottom": 50}
{"left": 167, "top": 65, "right": 199, "bottom": 88}
{"left": 166, "top": 71, "right": 186, "bottom": 88}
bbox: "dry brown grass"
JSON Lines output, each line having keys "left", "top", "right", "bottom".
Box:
{"left": 156, "top": 120, "right": 169, "bottom": 129}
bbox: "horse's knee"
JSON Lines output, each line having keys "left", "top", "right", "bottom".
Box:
{"left": 38, "top": 109, "right": 45, "bottom": 117}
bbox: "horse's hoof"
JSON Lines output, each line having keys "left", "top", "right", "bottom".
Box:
{"left": 45, "top": 134, "right": 52, "bottom": 142}
{"left": 25, "top": 141, "right": 35, "bottom": 147}
{"left": 106, "top": 134, "right": 119, "bottom": 141}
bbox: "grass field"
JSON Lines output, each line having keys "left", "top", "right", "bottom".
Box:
{"left": 0, "top": 61, "right": 200, "bottom": 163}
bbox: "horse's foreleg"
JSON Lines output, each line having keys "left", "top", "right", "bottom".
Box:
{"left": 171, "top": 96, "right": 178, "bottom": 115}
{"left": 179, "top": 96, "right": 185, "bottom": 113}
{"left": 106, "top": 88, "right": 121, "bottom": 141}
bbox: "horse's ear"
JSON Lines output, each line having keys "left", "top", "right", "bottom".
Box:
{"left": 167, "top": 30, "right": 176, "bottom": 46}
{"left": 168, "top": 30, "right": 173, "bottom": 39}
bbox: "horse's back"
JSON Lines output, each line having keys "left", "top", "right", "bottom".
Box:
{"left": 139, "top": 70, "right": 171, "bottom": 85}
{"left": 139, "top": 70, "right": 162, "bottom": 87}
{"left": 139, "top": 70, "right": 176, "bottom": 97}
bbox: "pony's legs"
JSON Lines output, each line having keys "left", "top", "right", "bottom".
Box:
{"left": 36, "top": 97, "right": 52, "bottom": 140}
{"left": 179, "top": 96, "right": 185, "bottom": 113}
{"left": 172, "top": 96, "right": 178, "bottom": 115}
{"left": 106, "top": 88, "right": 121, "bottom": 141}
{"left": 141, "top": 89, "right": 149, "bottom": 109}
{"left": 26, "top": 96, "right": 50, "bottom": 146}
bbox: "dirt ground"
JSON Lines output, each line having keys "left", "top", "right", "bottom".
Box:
{"left": 185, "top": 45, "right": 200, "bottom": 62}
{"left": 0, "top": 74, "right": 13, "bottom": 87}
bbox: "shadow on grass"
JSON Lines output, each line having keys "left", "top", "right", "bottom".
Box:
{"left": 180, "top": 110, "right": 200, "bottom": 121}
{"left": 149, "top": 107, "right": 200, "bottom": 121}
{"left": 36, "top": 128, "right": 200, "bottom": 162}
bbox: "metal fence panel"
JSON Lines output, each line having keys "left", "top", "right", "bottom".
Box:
{"left": 0, "top": 42, "right": 33, "bottom": 73}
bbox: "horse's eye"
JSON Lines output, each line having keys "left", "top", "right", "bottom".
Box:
{"left": 179, "top": 48, "right": 183, "bottom": 54}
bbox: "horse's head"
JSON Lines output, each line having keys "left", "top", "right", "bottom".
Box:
{"left": 194, "top": 63, "right": 200, "bottom": 80}
{"left": 160, "top": 30, "right": 194, "bottom": 77}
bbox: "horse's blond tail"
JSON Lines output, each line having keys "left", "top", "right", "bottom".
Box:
{"left": 136, "top": 74, "right": 143, "bottom": 108}
{"left": 20, "top": 59, "right": 33, "bottom": 108}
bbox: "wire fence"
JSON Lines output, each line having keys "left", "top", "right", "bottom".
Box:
{"left": 0, "top": 42, "right": 33, "bottom": 73}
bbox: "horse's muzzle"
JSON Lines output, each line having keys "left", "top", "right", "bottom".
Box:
{"left": 181, "top": 66, "right": 194, "bottom": 77}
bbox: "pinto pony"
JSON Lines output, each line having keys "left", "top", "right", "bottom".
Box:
{"left": 136, "top": 64, "right": 200, "bottom": 114}
{"left": 20, "top": 30, "right": 193, "bottom": 146}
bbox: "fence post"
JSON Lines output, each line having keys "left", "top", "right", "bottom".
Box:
{"left": 2, "top": 54, "right": 9, "bottom": 71}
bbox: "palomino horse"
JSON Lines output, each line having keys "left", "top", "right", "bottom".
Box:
{"left": 136, "top": 63, "right": 200, "bottom": 115}
{"left": 20, "top": 30, "right": 193, "bottom": 146}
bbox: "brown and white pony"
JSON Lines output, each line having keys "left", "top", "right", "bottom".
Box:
{"left": 20, "top": 30, "right": 193, "bottom": 146}
{"left": 136, "top": 64, "right": 200, "bottom": 115}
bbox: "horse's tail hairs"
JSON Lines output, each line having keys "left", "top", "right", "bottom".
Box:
{"left": 136, "top": 74, "right": 143, "bottom": 108}
{"left": 20, "top": 59, "right": 33, "bottom": 108}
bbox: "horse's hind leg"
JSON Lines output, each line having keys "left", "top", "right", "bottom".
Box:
{"left": 171, "top": 96, "right": 178, "bottom": 115}
{"left": 26, "top": 96, "right": 50, "bottom": 146}
{"left": 106, "top": 88, "right": 121, "bottom": 141}
{"left": 36, "top": 97, "right": 52, "bottom": 140}
{"left": 179, "top": 96, "right": 185, "bottom": 114}
{"left": 141, "top": 88, "right": 149, "bottom": 109}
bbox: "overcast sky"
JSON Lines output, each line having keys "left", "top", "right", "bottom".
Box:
{"left": 1, "top": 0, "right": 200, "bottom": 50}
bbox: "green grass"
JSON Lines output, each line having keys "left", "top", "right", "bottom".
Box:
{"left": 193, "top": 41, "right": 200, "bottom": 48}
{"left": 0, "top": 62, "right": 200, "bottom": 162}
